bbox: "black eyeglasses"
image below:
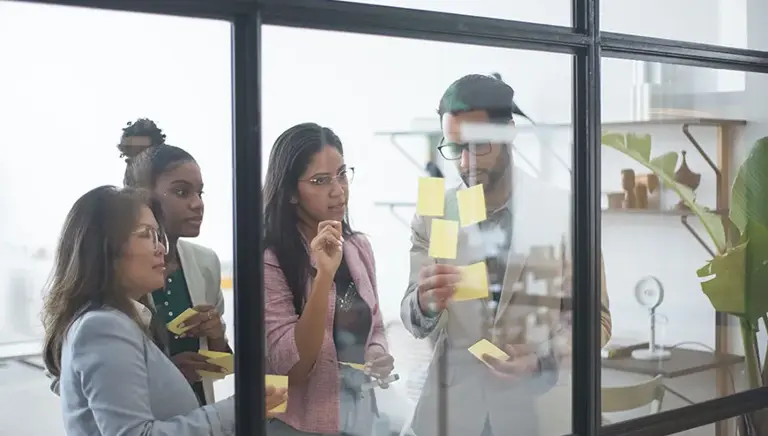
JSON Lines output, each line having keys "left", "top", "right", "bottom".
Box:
{"left": 437, "top": 138, "right": 493, "bottom": 160}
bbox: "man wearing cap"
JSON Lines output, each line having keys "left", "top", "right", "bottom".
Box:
{"left": 400, "top": 74, "right": 612, "bottom": 436}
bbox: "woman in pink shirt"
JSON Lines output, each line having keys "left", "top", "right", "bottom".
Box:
{"left": 263, "top": 123, "right": 394, "bottom": 435}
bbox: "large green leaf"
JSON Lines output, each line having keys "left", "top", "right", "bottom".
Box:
{"left": 697, "top": 221, "right": 768, "bottom": 324}
{"left": 731, "top": 137, "right": 768, "bottom": 234}
{"left": 602, "top": 132, "right": 727, "bottom": 253}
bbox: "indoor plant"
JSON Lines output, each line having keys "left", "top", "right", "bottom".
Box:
{"left": 602, "top": 132, "right": 768, "bottom": 433}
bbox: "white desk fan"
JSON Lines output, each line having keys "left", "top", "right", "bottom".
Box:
{"left": 631, "top": 276, "right": 672, "bottom": 361}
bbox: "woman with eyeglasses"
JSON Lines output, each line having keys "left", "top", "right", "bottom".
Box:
{"left": 263, "top": 123, "right": 394, "bottom": 435}
{"left": 42, "top": 186, "right": 242, "bottom": 435}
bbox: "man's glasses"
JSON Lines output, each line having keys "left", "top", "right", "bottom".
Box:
{"left": 437, "top": 138, "right": 493, "bottom": 160}
{"left": 302, "top": 167, "right": 355, "bottom": 187}
{"left": 132, "top": 226, "right": 169, "bottom": 255}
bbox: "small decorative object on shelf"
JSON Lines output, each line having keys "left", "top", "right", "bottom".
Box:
{"left": 636, "top": 173, "right": 661, "bottom": 210}
{"left": 634, "top": 183, "right": 649, "bottom": 209}
{"left": 674, "top": 150, "right": 701, "bottom": 210}
{"left": 621, "top": 169, "right": 637, "bottom": 209}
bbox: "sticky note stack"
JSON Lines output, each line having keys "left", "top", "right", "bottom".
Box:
{"left": 167, "top": 308, "right": 200, "bottom": 336}
{"left": 415, "top": 176, "right": 494, "bottom": 303}
{"left": 468, "top": 339, "right": 509, "bottom": 367}
{"left": 197, "top": 350, "right": 234, "bottom": 379}
{"left": 266, "top": 374, "right": 289, "bottom": 413}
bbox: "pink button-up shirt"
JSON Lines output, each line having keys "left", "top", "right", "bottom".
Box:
{"left": 264, "top": 234, "right": 389, "bottom": 434}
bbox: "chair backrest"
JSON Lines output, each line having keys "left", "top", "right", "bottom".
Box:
{"left": 601, "top": 375, "right": 665, "bottom": 414}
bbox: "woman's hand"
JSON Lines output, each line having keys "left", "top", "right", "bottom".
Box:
{"left": 180, "top": 304, "right": 225, "bottom": 340}
{"left": 266, "top": 384, "right": 288, "bottom": 418}
{"left": 310, "top": 220, "right": 344, "bottom": 278}
{"left": 171, "top": 351, "right": 226, "bottom": 382}
{"left": 364, "top": 346, "right": 395, "bottom": 388}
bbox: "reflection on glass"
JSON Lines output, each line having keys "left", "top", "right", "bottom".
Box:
{"left": 331, "top": 0, "right": 570, "bottom": 26}
{"left": 600, "top": 58, "right": 768, "bottom": 429}
{"left": 0, "top": 3, "right": 232, "bottom": 434}
{"left": 601, "top": 0, "right": 761, "bottom": 50}
{"left": 263, "top": 26, "right": 579, "bottom": 436}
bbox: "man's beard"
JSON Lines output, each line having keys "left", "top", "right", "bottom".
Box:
{"left": 460, "top": 148, "right": 511, "bottom": 193}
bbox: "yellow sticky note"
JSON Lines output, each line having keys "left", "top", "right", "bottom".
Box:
{"left": 417, "top": 177, "right": 446, "bottom": 217}
{"left": 456, "top": 184, "right": 487, "bottom": 227}
{"left": 340, "top": 362, "right": 366, "bottom": 371}
{"left": 428, "top": 219, "right": 459, "bottom": 259}
{"left": 468, "top": 339, "right": 509, "bottom": 366}
{"left": 455, "top": 262, "right": 489, "bottom": 301}
{"left": 266, "top": 375, "right": 289, "bottom": 413}
{"left": 166, "top": 308, "right": 199, "bottom": 335}
{"left": 197, "top": 350, "right": 234, "bottom": 379}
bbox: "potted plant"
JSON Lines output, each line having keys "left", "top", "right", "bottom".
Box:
{"left": 603, "top": 132, "right": 768, "bottom": 434}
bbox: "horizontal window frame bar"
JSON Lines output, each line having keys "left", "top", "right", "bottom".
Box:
{"left": 258, "top": 0, "right": 588, "bottom": 54}
{"left": 602, "top": 32, "right": 768, "bottom": 73}
{"left": 17, "top": 0, "right": 768, "bottom": 69}
{"left": 14, "top": 0, "right": 250, "bottom": 20}
{"left": 602, "top": 386, "right": 768, "bottom": 436}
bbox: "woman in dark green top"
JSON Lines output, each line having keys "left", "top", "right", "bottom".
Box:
{"left": 117, "top": 119, "right": 232, "bottom": 406}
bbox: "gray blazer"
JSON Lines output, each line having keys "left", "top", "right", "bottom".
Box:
{"left": 59, "top": 307, "right": 235, "bottom": 436}
{"left": 400, "top": 171, "right": 612, "bottom": 436}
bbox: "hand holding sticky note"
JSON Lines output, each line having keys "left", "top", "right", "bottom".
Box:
{"left": 456, "top": 184, "right": 487, "bottom": 227}
{"left": 417, "top": 177, "right": 445, "bottom": 217}
{"left": 428, "top": 219, "right": 459, "bottom": 259}
{"left": 196, "top": 350, "right": 234, "bottom": 379}
{"left": 266, "top": 374, "right": 289, "bottom": 413}
{"left": 454, "top": 262, "right": 489, "bottom": 301}
{"left": 167, "top": 308, "right": 199, "bottom": 335}
{"left": 468, "top": 339, "right": 510, "bottom": 368}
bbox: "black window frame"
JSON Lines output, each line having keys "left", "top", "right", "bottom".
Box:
{"left": 16, "top": 0, "right": 768, "bottom": 435}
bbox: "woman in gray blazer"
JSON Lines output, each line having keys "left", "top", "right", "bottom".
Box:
{"left": 41, "top": 185, "right": 239, "bottom": 435}
{"left": 118, "top": 119, "right": 232, "bottom": 405}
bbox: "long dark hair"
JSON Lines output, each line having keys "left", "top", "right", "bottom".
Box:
{"left": 263, "top": 123, "right": 354, "bottom": 315}
{"left": 42, "top": 186, "right": 163, "bottom": 377}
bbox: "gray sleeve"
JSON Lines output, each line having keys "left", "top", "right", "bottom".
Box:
{"left": 68, "top": 311, "right": 235, "bottom": 436}
{"left": 400, "top": 213, "right": 444, "bottom": 339}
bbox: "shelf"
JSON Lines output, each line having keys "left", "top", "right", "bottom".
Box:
{"left": 374, "top": 117, "right": 748, "bottom": 138}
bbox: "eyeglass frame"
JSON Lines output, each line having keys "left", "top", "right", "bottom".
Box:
{"left": 132, "top": 225, "right": 169, "bottom": 255}
{"left": 436, "top": 137, "right": 494, "bottom": 161}
{"left": 299, "top": 166, "right": 355, "bottom": 187}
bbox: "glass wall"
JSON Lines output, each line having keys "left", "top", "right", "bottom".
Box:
{"left": 261, "top": 26, "right": 575, "bottom": 436}
{"left": 0, "top": 2, "right": 234, "bottom": 433}
{"left": 3, "top": 0, "right": 768, "bottom": 435}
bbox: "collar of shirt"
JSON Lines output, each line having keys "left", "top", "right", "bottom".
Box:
{"left": 130, "top": 299, "right": 153, "bottom": 327}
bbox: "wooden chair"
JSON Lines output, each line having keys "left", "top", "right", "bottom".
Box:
{"left": 602, "top": 375, "right": 665, "bottom": 424}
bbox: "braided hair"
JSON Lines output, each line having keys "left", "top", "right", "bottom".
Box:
{"left": 117, "top": 118, "right": 195, "bottom": 189}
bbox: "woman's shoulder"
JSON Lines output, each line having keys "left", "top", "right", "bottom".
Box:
{"left": 66, "top": 307, "right": 141, "bottom": 347}
{"left": 178, "top": 239, "right": 219, "bottom": 262}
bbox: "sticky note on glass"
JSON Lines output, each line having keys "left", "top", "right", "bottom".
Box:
{"left": 340, "top": 362, "right": 366, "bottom": 371}
{"left": 197, "top": 350, "right": 234, "bottom": 379}
{"left": 455, "top": 262, "right": 489, "bottom": 301}
{"left": 468, "top": 339, "right": 509, "bottom": 366}
{"left": 167, "top": 308, "right": 199, "bottom": 335}
{"left": 417, "top": 177, "right": 445, "bottom": 217}
{"left": 266, "top": 374, "right": 289, "bottom": 413}
{"left": 428, "top": 219, "right": 459, "bottom": 259}
{"left": 456, "top": 184, "right": 487, "bottom": 227}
